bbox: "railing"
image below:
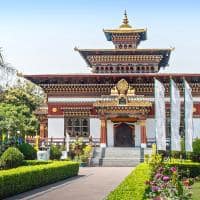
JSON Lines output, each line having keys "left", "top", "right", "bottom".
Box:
{"left": 26, "top": 136, "right": 170, "bottom": 149}
{"left": 147, "top": 137, "right": 170, "bottom": 148}
{"left": 25, "top": 136, "right": 101, "bottom": 147}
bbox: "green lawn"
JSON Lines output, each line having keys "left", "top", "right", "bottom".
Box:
{"left": 192, "top": 181, "right": 200, "bottom": 200}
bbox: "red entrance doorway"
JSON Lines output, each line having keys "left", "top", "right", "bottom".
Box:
{"left": 114, "top": 123, "right": 135, "bottom": 147}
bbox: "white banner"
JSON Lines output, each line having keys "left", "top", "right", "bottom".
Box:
{"left": 170, "top": 79, "right": 181, "bottom": 151}
{"left": 155, "top": 79, "right": 166, "bottom": 150}
{"left": 184, "top": 80, "right": 193, "bottom": 152}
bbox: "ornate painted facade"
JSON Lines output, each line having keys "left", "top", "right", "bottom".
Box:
{"left": 25, "top": 12, "right": 200, "bottom": 148}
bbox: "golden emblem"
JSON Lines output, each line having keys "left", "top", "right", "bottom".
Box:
{"left": 116, "top": 79, "right": 129, "bottom": 95}
{"left": 52, "top": 107, "right": 58, "bottom": 113}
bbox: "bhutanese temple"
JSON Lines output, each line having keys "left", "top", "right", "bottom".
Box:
{"left": 25, "top": 11, "right": 200, "bottom": 151}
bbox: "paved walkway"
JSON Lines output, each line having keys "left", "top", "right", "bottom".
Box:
{"left": 7, "top": 167, "right": 133, "bottom": 200}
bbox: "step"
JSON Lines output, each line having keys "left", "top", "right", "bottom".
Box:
{"left": 90, "top": 147, "right": 152, "bottom": 167}
{"left": 104, "top": 152, "right": 140, "bottom": 157}
{"left": 104, "top": 148, "right": 141, "bottom": 157}
{"left": 100, "top": 158, "right": 140, "bottom": 167}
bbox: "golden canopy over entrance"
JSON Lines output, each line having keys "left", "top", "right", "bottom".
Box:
{"left": 94, "top": 79, "right": 152, "bottom": 119}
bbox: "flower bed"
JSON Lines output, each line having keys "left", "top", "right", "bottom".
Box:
{"left": 0, "top": 161, "right": 79, "bottom": 199}
{"left": 106, "top": 163, "right": 151, "bottom": 200}
{"left": 145, "top": 154, "right": 196, "bottom": 199}
{"left": 146, "top": 164, "right": 192, "bottom": 199}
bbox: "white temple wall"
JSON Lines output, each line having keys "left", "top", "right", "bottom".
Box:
{"left": 193, "top": 118, "right": 200, "bottom": 139}
{"left": 90, "top": 118, "right": 101, "bottom": 139}
{"left": 107, "top": 120, "right": 114, "bottom": 147}
{"left": 146, "top": 118, "right": 156, "bottom": 138}
{"left": 135, "top": 124, "right": 140, "bottom": 147}
{"left": 48, "top": 118, "right": 64, "bottom": 138}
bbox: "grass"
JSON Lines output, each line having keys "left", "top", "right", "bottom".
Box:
{"left": 192, "top": 181, "right": 200, "bottom": 200}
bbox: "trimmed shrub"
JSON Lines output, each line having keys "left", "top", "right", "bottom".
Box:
{"left": 167, "top": 161, "right": 200, "bottom": 178}
{"left": 192, "top": 139, "right": 200, "bottom": 162}
{"left": 18, "top": 143, "right": 37, "bottom": 160}
{"left": 22, "top": 160, "right": 52, "bottom": 166}
{"left": 50, "top": 145, "right": 62, "bottom": 160}
{"left": 0, "top": 147, "right": 24, "bottom": 169}
{"left": 106, "top": 163, "right": 151, "bottom": 200}
{"left": 0, "top": 161, "right": 79, "bottom": 199}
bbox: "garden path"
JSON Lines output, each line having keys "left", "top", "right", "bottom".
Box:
{"left": 7, "top": 167, "right": 133, "bottom": 200}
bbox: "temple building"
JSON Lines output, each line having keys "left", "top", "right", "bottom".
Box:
{"left": 25, "top": 12, "right": 200, "bottom": 148}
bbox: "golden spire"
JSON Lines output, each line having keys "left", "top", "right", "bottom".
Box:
{"left": 119, "top": 10, "right": 132, "bottom": 29}
{"left": 123, "top": 10, "right": 129, "bottom": 25}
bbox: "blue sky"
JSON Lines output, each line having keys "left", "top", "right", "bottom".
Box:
{"left": 0, "top": 0, "right": 200, "bottom": 74}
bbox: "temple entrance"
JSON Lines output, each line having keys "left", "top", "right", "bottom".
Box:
{"left": 114, "top": 123, "right": 135, "bottom": 147}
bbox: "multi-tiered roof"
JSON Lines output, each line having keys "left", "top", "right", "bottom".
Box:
{"left": 25, "top": 12, "right": 200, "bottom": 100}
{"left": 76, "top": 11, "right": 172, "bottom": 73}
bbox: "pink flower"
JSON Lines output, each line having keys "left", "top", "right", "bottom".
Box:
{"left": 157, "top": 167, "right": 164, "bottom": 173}
{"left": 153, "top": 197, "right": 162, "bottom": 200}
{"left": 151, "top": 185, "right": 160, "bottom": 192}
{"left": 163, "top": 176, "right": 170, "bottom": 182}
{"left": 155, "top": 173, "right": 162, "bottom": 179}
{"left": 170, "top": 167, "right": 177, "bottom": 172}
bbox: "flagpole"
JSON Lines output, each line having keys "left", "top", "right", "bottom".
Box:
{"left": 154, "top": 78, "right": 158, "bottom": 154}
{"left": 183, "top": 78, "right": 186, "bottom": 159}
{"left": 170, "top": 78, "right": 172, "bottom": 160}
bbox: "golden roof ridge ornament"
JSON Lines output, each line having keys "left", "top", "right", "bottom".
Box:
{"left": 119, "top": 10, "right": 132, "bottom": 29}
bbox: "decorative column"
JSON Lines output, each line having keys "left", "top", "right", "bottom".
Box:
{"left": 140, "top": 120, "right": 147, "bottom": 148}
{"left": 39, "top": 123, "right": 45, "bottom": 138}
{"left": 100, "top": 116, "right": 107, "bottom": 147}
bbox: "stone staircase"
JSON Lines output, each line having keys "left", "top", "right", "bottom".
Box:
{"left": 90, "top": 147, "right": 152, "bottom": 167}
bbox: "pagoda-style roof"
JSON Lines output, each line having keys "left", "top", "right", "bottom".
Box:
{"left": 25, "top": 73, "right": 200, "bottom": 97}
{"left": 103, "top": 29, "right": 147, "bottom": 41}
{"left": 74, "top": 12, "right": 172, "bottom": 74}
{"left": 76, "top": 48, "right": 171, "bottom": 70}
{"left": 25, "top": 73, "right": 200, "bottom": 85}
{"left": 103, "top": 11, "right": 147, "bottom": 47}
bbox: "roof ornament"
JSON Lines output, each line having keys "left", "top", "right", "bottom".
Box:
{"left": 123, "top": 10, "right": 129, "bottom": 25}
{"left": 119, "top": 10, "right": 132, "bottom": 29}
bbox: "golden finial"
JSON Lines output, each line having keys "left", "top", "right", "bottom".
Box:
{"left": 119, "top": 10, "right": 132, "bottom": 29}
{"left": 123, "top": 10, "right": 129, "bottom": 25}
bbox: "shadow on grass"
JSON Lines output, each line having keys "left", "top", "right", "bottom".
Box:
{"left": 5, "top": 175, "right": 85, "bottom": 200}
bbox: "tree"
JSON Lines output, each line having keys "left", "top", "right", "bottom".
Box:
{"left": 0, "top": 49, "right": 45, "bottom": 137}
{"left": 0, "top": 81, "right": 44, "bottom": 112}
{"left": 0, "top": 81, "right": 45, "bottom": 136}
{"left": 0, "top": 103, "right": 39, "bottom": 136}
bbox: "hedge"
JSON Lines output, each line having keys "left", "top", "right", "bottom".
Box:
{"left": 22, "top": 160, "right": 53, "bottom": 166}
{"left": 106, "top": 163, "right": 151, "bottom": 200}
{"left": 167, "top": 161, "right": 200, "bottom": 178}
{"left": 0, "top": 161, "right": 79, "bottom": 199}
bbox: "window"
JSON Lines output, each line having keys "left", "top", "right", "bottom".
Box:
{"left": 65, "top": 118, "right": 90, "bottom": 137}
